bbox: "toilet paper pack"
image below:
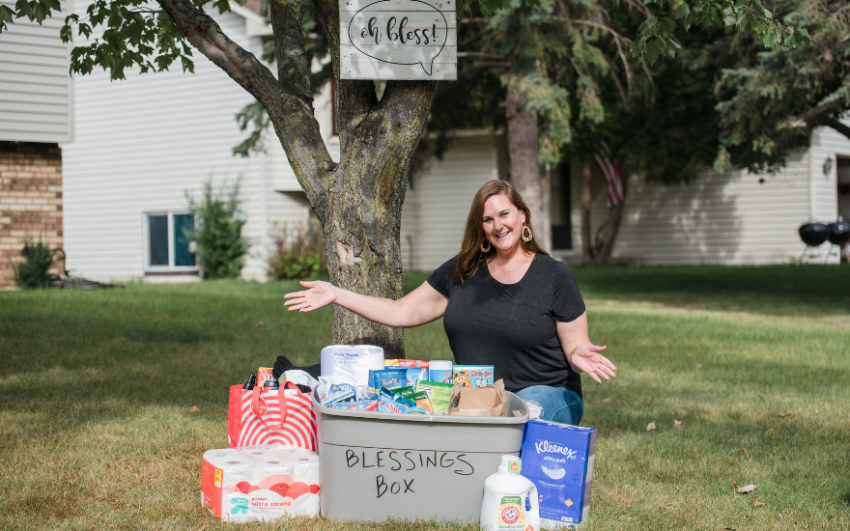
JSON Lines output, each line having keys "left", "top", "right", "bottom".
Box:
{"left": 520, "top": 420, "right": 596, "bottom": 529}
{"left": 201, "top": 445, "right": 320, "bottom": 522}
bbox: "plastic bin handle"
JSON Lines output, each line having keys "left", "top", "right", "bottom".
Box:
{"left": 250, "top": 382, "right": 299, "bottom": 431}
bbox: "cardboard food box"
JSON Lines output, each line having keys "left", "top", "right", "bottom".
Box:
{"left": 520, "top": 420, "right": 596, "bottom": 528}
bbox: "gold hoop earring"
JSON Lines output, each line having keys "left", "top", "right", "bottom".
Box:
{"left": 521, "top": 224, "right": 533, "bottom": 242}
{"left": 481, "top": 239, "right": 492, "bottom": 253}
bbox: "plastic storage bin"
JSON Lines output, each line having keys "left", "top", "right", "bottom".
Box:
{"left": 313, "top": 388, "right": 529, "bottom": 522}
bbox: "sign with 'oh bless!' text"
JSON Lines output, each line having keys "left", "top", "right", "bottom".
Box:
{"left": 340, "top": 0, "right": 457, "bottom": 80}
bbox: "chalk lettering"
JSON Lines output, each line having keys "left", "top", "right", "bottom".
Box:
{"left": 346, "top": 449, "right": 359, "bottom": 468}
{"left": 403, "top": 478, "right": 415, "bottom": 493}
{"left": 454, "top": 454, "right": 474, "bottom": 475}
{"left": 389, "top": 451, "right": 402, "bottom": 471}
{"left": 376, "top": 475, "right": 387, "bottom": 498}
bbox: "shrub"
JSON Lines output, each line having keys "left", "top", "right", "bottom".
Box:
{"left": 14, "top": 235, "right": 54, "bottom": 289}
{"left": 186, "top": 178, "right": 250, "bottom": 279}
{"left": 267, "top": 220, "right": 328, "bottom": 280}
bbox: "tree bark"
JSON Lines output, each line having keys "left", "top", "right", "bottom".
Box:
{"left": 594, "top": 166, "right": 627, "bottom": 264}
{"left": 159, "top": 0, "right": 447, "bottom": 358}
{"left": 580, "top": 158, "right": 593, "bottom": 264}
{"left": 579, "top": 157, "right": 627, "bottom": 265}
{"left": 504, "top": 87, "right": 546, "bottom": 244}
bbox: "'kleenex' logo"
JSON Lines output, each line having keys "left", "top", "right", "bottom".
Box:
{"left": 534, "top": 440, "right": 577, "bottom": 459}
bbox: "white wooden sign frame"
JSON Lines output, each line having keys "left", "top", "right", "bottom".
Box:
{"left": 340, "top": 0, "right": 458, "bottom": 80}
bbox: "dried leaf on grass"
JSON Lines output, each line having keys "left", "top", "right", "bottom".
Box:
{"left": 255, "top": 321, "right": 263, "bottom": 327}
{"left": 674, "top": 419, "right": 683, "bottom": 428}
{"left": 737, "top": 449, "right": 747, "bottom": 455}
{"left": 753, "top": 496, "right": 765, "bottom": 508}
{"left": 199, "top": 525, "right": 209, "bottom": 531}
{"left": 647, "top": 422, "right": 656, "bottom": 431}
{"left": 766, "top": 429, "right": 776, "bottom": 437}
{"left": 190, "top": 406, "right": 201, "bottom": 412}
{"left": 737, "top": 484, "right": 758, "bottom": 494}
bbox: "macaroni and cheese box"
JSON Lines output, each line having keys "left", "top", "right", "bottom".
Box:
{"left": 519, "top": 420, "right": 596, "bottom": 528}
{"left": 452, "top": 365, "right": 494, "bottom": 388}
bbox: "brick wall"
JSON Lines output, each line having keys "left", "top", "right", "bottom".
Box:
{"left": 0, "top": 141, "right": 63, "bottom": 288}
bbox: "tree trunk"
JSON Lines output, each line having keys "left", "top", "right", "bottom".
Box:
{"left": 580, "top": 158, "right": 593, "bottom": 264}
{"left": 580, "top": 157, "right": 627, "bottom": 265}
{"left": 504, "top": 87, "right": 546, "bottom": 244}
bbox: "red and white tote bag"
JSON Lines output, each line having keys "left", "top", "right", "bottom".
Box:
{"left": 227, "top": 382, "right": 317, "bottom": 451}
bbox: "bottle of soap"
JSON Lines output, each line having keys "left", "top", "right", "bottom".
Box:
{"left": 480, "top": 455, "right": 540, "bottom": 531}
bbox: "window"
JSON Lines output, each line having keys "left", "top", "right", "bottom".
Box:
{"left": 144, "top": 211, "right": 197, "bottom": 272}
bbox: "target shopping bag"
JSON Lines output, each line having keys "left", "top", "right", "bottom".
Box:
{"left": 227, "top": 382, "right": 317, "bottom": 450}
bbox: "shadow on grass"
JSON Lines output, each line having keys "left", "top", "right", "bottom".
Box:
{"left": 571, "top": 264, "right": 850, "bottom": 316}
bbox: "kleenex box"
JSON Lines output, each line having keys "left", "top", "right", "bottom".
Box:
{"left": 520, "top": 420, "right": 596, "bottom": 528}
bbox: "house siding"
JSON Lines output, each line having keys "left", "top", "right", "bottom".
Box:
{"left": 0, "top": 0, "right": 73, "bottom": 143}
{"left": 566, "top": 147, "right": 825, "bottom": 265}
{"left": 402, "top": 136, "right": 499, "bottom": 271}
{"left": 62, "top": 7, "right": 309, "bottom": 281}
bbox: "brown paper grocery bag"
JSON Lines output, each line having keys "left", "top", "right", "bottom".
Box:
{"left": 448, "top": 379, "right": 507, "bottom": 417}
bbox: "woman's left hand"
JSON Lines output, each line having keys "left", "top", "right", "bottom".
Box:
{"left": 569, "top": 343, "right": 616, "bottom": 384}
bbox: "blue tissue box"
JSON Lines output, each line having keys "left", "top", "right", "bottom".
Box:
{"left": 520, "top": 420, "right": 596, "bottom": 528}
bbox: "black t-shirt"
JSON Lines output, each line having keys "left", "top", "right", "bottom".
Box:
{"left": 426, "top": 253, "right": 586, "bottom": 397}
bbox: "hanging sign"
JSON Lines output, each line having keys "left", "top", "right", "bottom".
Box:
{"left": 340, "top": 0, "right": 457, "bottom": 80}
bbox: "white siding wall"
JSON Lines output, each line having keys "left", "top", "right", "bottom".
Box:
{"left": 402, "top": 136, "right": 499, "bottom": 271}
{"left": 565, "top": 148, "right": 829, "bottom": 265}
{"left": 0, "top": 0, "right": 73, "bottom": 142}
{"left": 62, "top": 6, "right": 308, "bottom": 281}
{"left": 809, "top": 122, "right": 850, "bottom": 263}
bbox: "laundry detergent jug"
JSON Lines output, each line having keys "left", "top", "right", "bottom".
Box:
{"left": 480, "top": 455, "right": 540, "bottom": 531}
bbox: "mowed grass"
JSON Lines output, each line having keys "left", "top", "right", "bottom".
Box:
{"left": 1, "top": 265, "right": 849, "bottom": 531}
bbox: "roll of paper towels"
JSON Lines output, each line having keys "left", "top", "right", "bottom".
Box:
{"left": 201, "top": 445, "right": 320, "bottom": 522}
{"left": 320, "top": 345, "right": 384, "bottom": 387}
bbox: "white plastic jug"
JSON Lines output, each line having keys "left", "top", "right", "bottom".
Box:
{"left": 480, "top": 455, "right": 540, "bottom": 531}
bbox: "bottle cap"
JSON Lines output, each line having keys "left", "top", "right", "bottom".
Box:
{"left": 263, "top": 375, "right": 279, "bottom": 388}
{"left": 498, "top": 455, "right": 521, "bottom": 474}
{"left": 429, "top": 360, "right": 453, "bottom": 370}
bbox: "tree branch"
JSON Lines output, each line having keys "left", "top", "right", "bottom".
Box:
{"left": 817, "top": 115, "right": 850, "bottom": 140}
{"left": 270, "top": 0, "right": 313, "bottom": 104}
{"left": 157, "top": 0, "right": 334, "bottom": 205}
{"left": 156, "top": 0, "right": 280, "bottom": 106}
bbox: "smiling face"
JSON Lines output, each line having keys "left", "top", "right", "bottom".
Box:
{"left": 482, "top": 193, "right": 527, "bottom": 254}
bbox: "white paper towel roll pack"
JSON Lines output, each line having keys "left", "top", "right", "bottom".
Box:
{"left": 320, "top": 345, "right": 385, "bottom": 387}
{"left": 201, "top": 445, "right": 320, "bottom": 522}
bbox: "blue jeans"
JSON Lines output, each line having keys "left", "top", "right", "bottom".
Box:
{"left": 516, "top": 386, "right": 583, "bottom": 425}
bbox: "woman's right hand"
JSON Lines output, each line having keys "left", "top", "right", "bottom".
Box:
{"left": 284, "top": 280, "right": 338, "bottom": 312}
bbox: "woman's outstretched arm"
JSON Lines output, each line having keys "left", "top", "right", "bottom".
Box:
{"left": 284, "top": 280, "right": 449, "bottom": 328}
{"left": 556, "top": 313, "right": 617, "bottom": 384}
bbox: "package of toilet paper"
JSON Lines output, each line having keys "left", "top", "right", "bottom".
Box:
{"left": 201, "top": 445, "right": 320, "bottom": 522}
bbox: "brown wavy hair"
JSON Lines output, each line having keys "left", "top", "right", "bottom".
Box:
{"left": 453, "top": 180, "right": 548, "bottom": 282}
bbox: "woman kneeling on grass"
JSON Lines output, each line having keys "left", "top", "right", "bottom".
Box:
{"left": 280, "top": 180, "right": 616, "bottom": 424}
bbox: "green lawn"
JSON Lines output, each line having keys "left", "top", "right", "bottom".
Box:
{"left": 1, "top": 265, "right": 848, "bottom": 530}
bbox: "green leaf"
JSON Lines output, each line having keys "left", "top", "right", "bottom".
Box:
{"left": 674, "top": 3, "right": 690, "bottom": 21}
{"left": 646, "top": 39, "right": 662, "bottom": 66}
{"left": 762, "top": 32, "right": 775, "bottom": 49}
{"left": 0, "top": 5, "right": 15, "bottom": 32}
{"left": 181, "top": 55, "right": 194, "bottom": 74}
{"left": 784, "top": 33, "right": 798, "bottom": 49}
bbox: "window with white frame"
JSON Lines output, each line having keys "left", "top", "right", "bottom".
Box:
{"left": 144, "top": 211, "right": 197, "bottom": 271}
